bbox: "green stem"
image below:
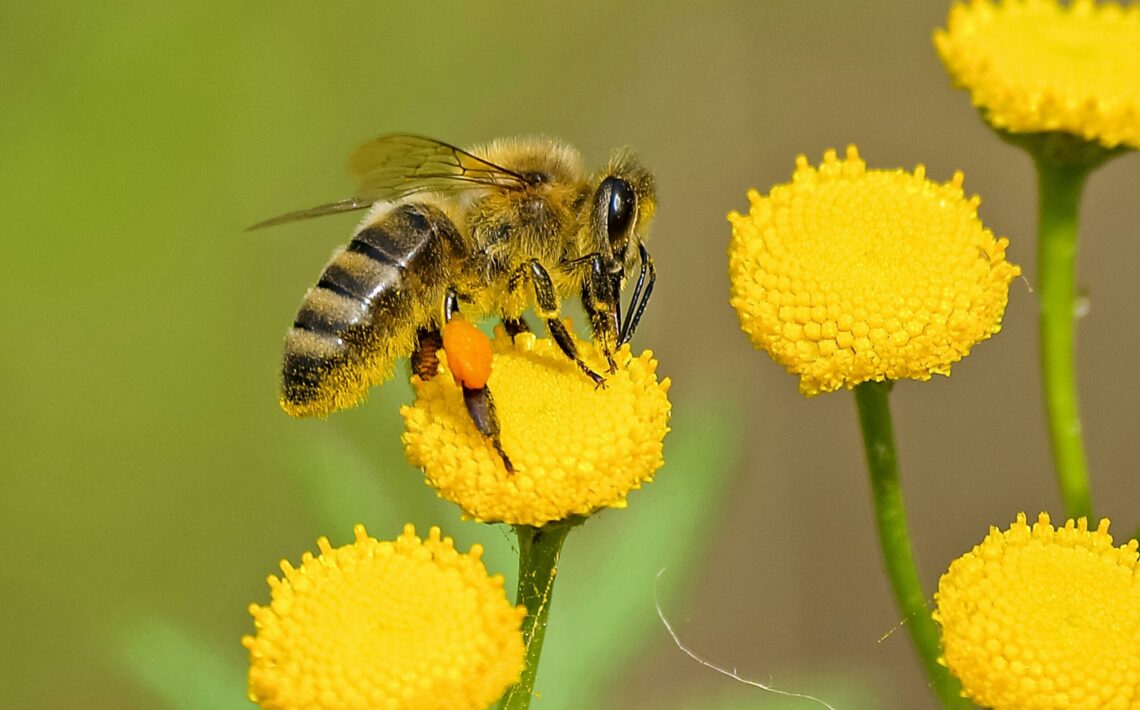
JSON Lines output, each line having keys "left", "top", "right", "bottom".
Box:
{"left": 1035, "top": 155, "right": 1095, "bottom": 521}
{"left": 498, "top": 518, "right": 580, "bottom": 710}
{"left": 854, "top": 381, "right": 968, "bottom": 709}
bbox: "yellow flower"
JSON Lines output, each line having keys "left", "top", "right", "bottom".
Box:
{"left": 934, "top": 512, "right": 1140, "bottom": 710}
{"left": 402, "top": 329, "right": 671, "bottom": 527}
{"left": 243, "top": 524, "right": 525, "bottom": 710}
{"left": 936, "top": 0, "right": 1140, "bottom": 151}
{"left": 727, "top": 146, "right": 1020, "bottom": 396}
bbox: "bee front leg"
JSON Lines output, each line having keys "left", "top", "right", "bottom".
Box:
{"left": 524, "top": 259, "right": 605, "bottom": 387}
{"left": 580, "top": 254, "right": 620, "bottom": 373}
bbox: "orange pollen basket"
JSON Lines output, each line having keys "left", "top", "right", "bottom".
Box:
{"left": 442, "top": 318, "right": 493, "bottom": 389}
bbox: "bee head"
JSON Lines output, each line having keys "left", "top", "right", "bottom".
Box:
{"left": 592, "top": 151, "right": 656, "bottom": 279}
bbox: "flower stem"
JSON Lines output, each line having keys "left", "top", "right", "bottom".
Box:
{"left": 853, "top": 381, "right": 968, "bottom": 709}
{"left": 499, "top": 518, "right": 581, "bottom": 710}
{"left": 1034, "top": 154, "right": 1095, "bottom": 521}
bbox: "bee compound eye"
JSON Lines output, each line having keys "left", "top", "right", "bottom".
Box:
{"left": 601, "top": 177, "right": 636, "bottom": 242}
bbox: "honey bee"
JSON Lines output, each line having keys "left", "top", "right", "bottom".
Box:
{"left": 251, "top": 134, "right": 657, "bottom": 470}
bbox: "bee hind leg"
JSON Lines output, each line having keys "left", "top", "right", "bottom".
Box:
{"left": 461, "top": 384, "right": 514, "bottom": 473}
{"left": 438, "top": 287, "right": 515, "bottom": 473}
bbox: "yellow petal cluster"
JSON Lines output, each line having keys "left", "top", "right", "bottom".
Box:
{"left": 243, "top": 524, "right": 525, "bottom": 710}
{"left": 936, "top": 0, "right": 1140, "bottom": 150}
{"left": 727, "top": 146, "right": 1020, "bottom": 396}
{"left": 934, "top": 512, "right": 1140, "bottom": 710}
{"left": 402, "top": 329, "right": 671, "bottom": 527}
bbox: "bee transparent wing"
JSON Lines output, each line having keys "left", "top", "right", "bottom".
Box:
{"left": 247, "top": 134, "right": 528, "bottom": 231}
{"left": 347, "top": 134, "right": 528, "bottom": 197}
{"left": 246, "top": 197, "right": 375, "bottom": 231}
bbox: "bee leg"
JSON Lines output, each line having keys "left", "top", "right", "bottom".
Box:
{"left": 444, "top": 287, "right": 461, "bottom": 322}
{"left": 580, "top": 255, "right": 620, "bottom": 373}
{"left": 441, "top": 287, "right": 514, "bottom": 473}
{"left": 502, "top": 316, "right": 531, "bottom": 341}
{"left": 411, "top": 327, "right": 443, "bottom": 380}
{"left": 526, "top": 260, "right": 606, "bottom": 386}
{"left": 546, "top": 319, "right": 604, "bottom": 387}
{"left": 462, "top": 384, "right": 513, "bottom": 473}
{"left": 618, "top": 244, "right": 655, "bottom": 346}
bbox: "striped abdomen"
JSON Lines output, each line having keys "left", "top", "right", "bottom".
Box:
{"left": 281, "top": 203, "right": 459, "bottom": 417}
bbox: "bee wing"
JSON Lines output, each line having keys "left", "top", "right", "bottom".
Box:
{"left": 247, "top": 134, "right": 528, "bottom": 231}
{"left": 348, "top": 134, "right": 528, "bottom": 195}
{"left": 245, "top": 197, "right": 377, "bottom": 230}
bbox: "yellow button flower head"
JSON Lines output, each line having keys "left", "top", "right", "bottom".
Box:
{"left": 934, "top": 512, "right": 1140, "bottom": 710}
{"left": 243, "top": 524, "right": 525, "bottom": 710}
{"left": 402, "top": 329, "right": 671, "bottom": 527}
{"left": 727, "top": 147, "right": 1020, "bottom": 396}
{"left": 936, "top": 0, "right": 1140, "bottom": 150}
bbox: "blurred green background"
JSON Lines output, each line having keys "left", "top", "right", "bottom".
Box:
{"left": 4, "top": 2, "right": 1139, "bottom": 708}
